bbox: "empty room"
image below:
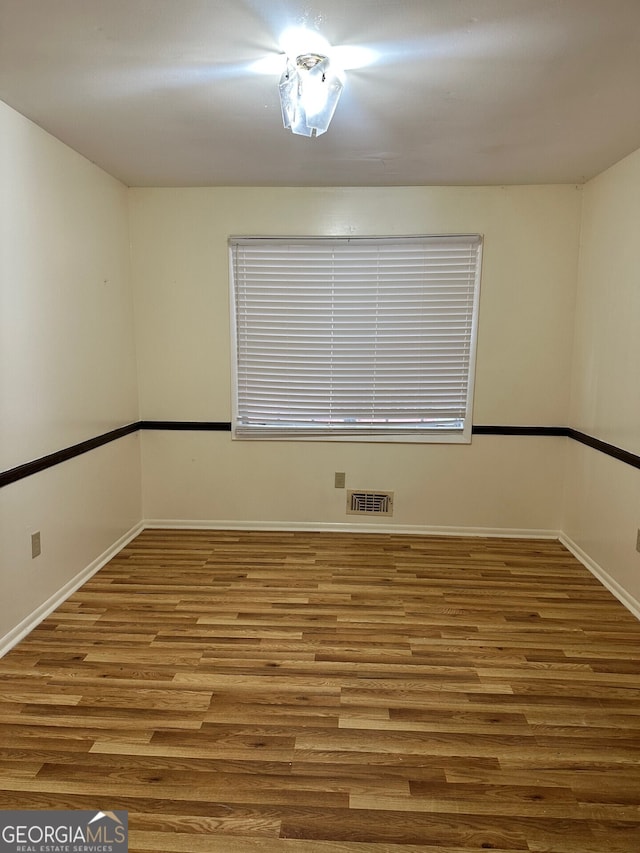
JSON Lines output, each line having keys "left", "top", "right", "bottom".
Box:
{"left": 1, "top": 1, "right": 640, "bottom": 851}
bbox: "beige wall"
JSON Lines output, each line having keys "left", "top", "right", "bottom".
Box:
{"left": 130, "top": 185, "right": 581, "bottom": 531}
{"left": 0, "top": 101, "right": 141, "bottom": 645}
{"left": 563, "top": 147, "right": 640, "bottom": 607}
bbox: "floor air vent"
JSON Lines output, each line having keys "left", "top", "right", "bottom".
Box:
{"left": 347, "top": 490, "right": 394, "bottom": 516}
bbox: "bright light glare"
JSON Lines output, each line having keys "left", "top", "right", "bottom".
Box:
{"left": 249, "top": 54, "right": 285, "bottom": 75}
{"left": 249, "top": 30, "right": 378, "bottom": 77}
{"left": 331, "top": 45, "right": 378, "bottom": 70}
{"left": 279, "top": 26, "right": 331, "bottom": 59}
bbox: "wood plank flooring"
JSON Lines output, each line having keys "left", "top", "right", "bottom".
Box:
{"left": 1, "top": 529, "right": 640, "bottom": 852}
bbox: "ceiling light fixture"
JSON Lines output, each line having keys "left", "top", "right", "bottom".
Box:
{"left": 278, "top": 50, "right": 343, "bottom": 137}
{"left": 249, "top": 27, "right": 375, "bottom": 137}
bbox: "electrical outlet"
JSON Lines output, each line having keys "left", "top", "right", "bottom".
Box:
{"left": 636, "top": 529, "right": 640, "bottom": 553}
{"left": 334, "top": 471, "right": 346, "bottom": 489}
{"left": 31, "top": 531, "right": 41, "bottom": 559}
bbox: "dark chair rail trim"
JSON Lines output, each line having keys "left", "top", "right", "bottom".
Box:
{"left": 472, "top": 425, "right": 568, "bottom": 437}
{"left": 1, "top": 421, "right": 638, "bottom": 488}
{"left": 138, "top": 420, "right": 232, "bottom": 431}
{"left": 567, "top": 428, "right": 640, "bottom": 471}
{"left": 0, "top": 422, "right": 140, "bottom": 488}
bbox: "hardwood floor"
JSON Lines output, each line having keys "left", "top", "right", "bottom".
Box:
{"left": 1, "top": 529, "right": 639, "bottom": 852}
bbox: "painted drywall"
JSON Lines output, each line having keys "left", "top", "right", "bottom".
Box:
{"left": 130, "top": 185, "right": 581, "bottom": 530}
{"left": 0, "top": 437, "right": 141, "bottom": 647}
{"left": 140, "top": 429, "right": 566, "bottom": 532}
{"left": 564, "top": 146, "right": 640, "bottom": 604}
{"left": 0, "top": 103, "right": 138, "bottom": 468}
{"left": 0, "top": 100, "right": 141, "bottom": 641}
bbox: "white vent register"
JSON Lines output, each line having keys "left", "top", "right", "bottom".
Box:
{"left": 347, "top": 490, "right": 394, "bottom": 516}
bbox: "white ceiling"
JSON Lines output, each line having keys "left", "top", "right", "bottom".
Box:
{"left": 2, "top": 0, "right": 640, "bottom": 187}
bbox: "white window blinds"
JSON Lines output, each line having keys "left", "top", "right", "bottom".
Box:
{"left": 229, "top": 235, "right": 482, "bottom": 442}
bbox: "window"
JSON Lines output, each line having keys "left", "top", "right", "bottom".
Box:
{"left": 229, "top": 234, "right": 482, "bottom": 443}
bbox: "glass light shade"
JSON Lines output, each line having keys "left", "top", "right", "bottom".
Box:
{"left": 278, "top": 53, "right": 343, "bottom": 137}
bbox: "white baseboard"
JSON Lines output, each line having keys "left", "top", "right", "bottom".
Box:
{"left": 0, "top": 522, "right": 144, "bottom": 659}
{"left": 143, "top": 518, "right": 560, "bottom": 539}
{"left": 559, "top": 533, "right": 640, "bottom": 621}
